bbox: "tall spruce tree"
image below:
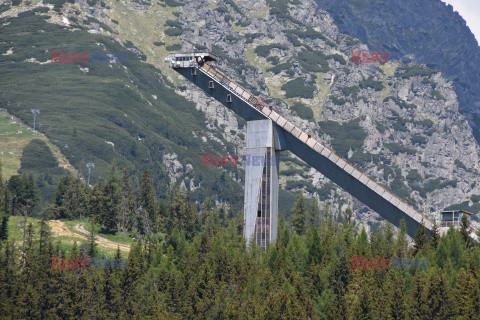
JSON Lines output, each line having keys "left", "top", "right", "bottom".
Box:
{"left": 409, "top": 271, "right": 428, "bottom": 319}
{"left": 87, "top": 222, "right": 97, "bottom": 258}
{"left": 291, "top": 194, "right": 307, "bottom": 235}
{"left": 413, "top": 222, "right": 427, "bottom": 256}
{"left": 460, "top": 213, "right": 472, "bottom": 248}
{"left": 395, "top": 219, "right": 408, "bottom": 257}
{"left": 306, "top": 198, "right": 321, "bottom": 229}
{"left": 431, "top": 220, "right": 440, "bottom": 250}
{"left": 119, "top": 165, "right": 135, "bottom": 231}
{"left": 140, "top": 169, "right": 158, "bottom": 231}
{"left": 101, "top": 163, "right": 120, "bottom": 234}
{"left": 0, "top": 215, "right": 8, "bottom": 241}
{"left": 425, "top": 268, "right": 453, "bottom": 319}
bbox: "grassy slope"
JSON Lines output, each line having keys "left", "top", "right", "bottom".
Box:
{"left": 7, "top": 216, "right": 132, "bottom": 258}
{"left": 0, "top": 111, "right": 37, "bottom": 179}
{"left": 0, "top": 10, "right": 243, "bottom": 209}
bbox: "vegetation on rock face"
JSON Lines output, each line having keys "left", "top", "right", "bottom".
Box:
{"left": 297, "top": 48, "right": 330, "bottom": 73}
{"left": 254, "top": 44, "right": 289, "bottom": 58}
{"left": 281, "top": 78, "right": 316, "bottom": 99}
{"left": 318, "top": 119, "right": 367, "bottom": 157}
{"left": 359, "top": 76, "right": 384, "bottom": 91}
{"left": 290, "top": 102, "right": 315, "bottom": 121}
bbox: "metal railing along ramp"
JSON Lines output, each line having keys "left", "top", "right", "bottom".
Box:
{"left": 166, "top": 53, "right": 435, "bottom": 238}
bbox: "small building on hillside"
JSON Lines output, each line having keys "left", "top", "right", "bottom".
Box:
{"left": 439, "top": 210, "right": 471, "bottom": 228}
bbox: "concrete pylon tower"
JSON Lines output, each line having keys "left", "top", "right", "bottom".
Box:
{"left": 244, "top": 119, "right": 279, "bottom": 249}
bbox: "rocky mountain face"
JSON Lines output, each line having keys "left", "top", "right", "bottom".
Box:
{"left": 2, "top": 0, "right": 480, "bottom": 229}
{"left": 311, "top": 0, "right": 480, "bottom": 141}
{"left": 160, "top": 0, "right": 480, "bottom": 224}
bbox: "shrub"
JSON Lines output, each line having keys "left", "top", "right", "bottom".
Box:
{"left": 384, "top": 96, "right": 416, "bottom": 109}
{"left": 285, "top": 31, "right": 302, "bottom": 47}
{"left": 349, "top": 150, "right": 380, "bottom": 165}
{"left": 164, "top": 28, "right": 182, "bottom": 37}
{"left": 153, "top": 41, "right": 165, "bottom": 46}
{"left": 297, "top": 48, "right": 329, "bottom": 73}
{"left": 444, "top": 201, "right": 480, "bottom": 214}
{"left": 266, "top": 0, "right": 302, "bottom": 24}
{"left": 384, "top": 142, "right": 415, "bottom": 155}
{"left": 165, "top": 19, "right": 183, "bottom": 29}
{"left": 237, "top": 20, "right": 251, "bottom": 27}
{"left": 359, "top": 76, "right": 384, "bottom": 91}
{"left": 326, "top": 53, "right": 347, "bottom": 65}
{"left": 414, "top": 119, "right": 434, "bottom": 128}
{"left": 165, "top": 0, "right": 182, "bottom": 7}
{"left": 389, "top": 179, "right": 410, "bottom": 200}
{"left": 280, "top": 167, "right": 304, "bottom": 176}
{"left": 471, "top": 195, "right": 480, "bottom": 202}
{"left": 267, "top": 56, "right": 280, "bottom": 65}
{"left": 166, "top": 44, "right": 182, "bottom": 51}
{"left": 290, "top": 102, "right": 314, "bottom": 121}
{"left": 432, "top": 90, "right": 445, "bottom": 100}
{"left": 400, "top": 65, "right": 437, "bottom": 79}
{"left": 345, "top": 36, "right": 361, "bottom": 45}
{"left": 267, "top": 61, "right": 293, "bottom": 74}
{"left": 454, "top": 159, "right": 467, "bottom": 170}
{"left": 340, "top": 86, "right": 360, "bottom": 98}
{"left": 254, "top": 44, "right": 288, "bottom": 57}
{"left": 410, "top": 135, "right": 427, "bottom": 145}
{"left": 329, "top": 95, "right": 347, "bottom": 105}
{"left": 388, "top": 116, "right": 409, "bottom": 132}
{"left": 215, "top": 6, "right": 228, "bottom": 13}
{"left": 376, "top": 121, "right": 386, "bottom": 133}
{"left": 211, "top": 44, "right": 228, "bottom": 60}
{"left": 281, "top": 78, "right": 316, "bottom": 99}
{"left": 318, "top": 119, "right": 367, "bottom": 157}
{"left": 406, "top": 169, "right": 422, "bottom": 183}
{"left": 244, "top": 33, "right": 262, "bottom": 43}
{"left": 286, "top": 179, "right": 315, "bottom": 193}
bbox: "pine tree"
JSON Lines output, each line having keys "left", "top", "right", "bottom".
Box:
{"left": 0, "top": 161, "right": 3, "bottom": 190}
{"left": 385, "top": 272, "right": 405, "bottom": 319}
{"left": 0, "top": 215, "right": 8, "bottom": 241}
{"left": 425, "top": 268, "right": 453, "bottom": 319}
{"left": 306, "top": 227, "right": 323, "bottom": 265}
{"left": 343, "top": 207, "right": 354, "bottom": 225}
{"left": 87, "top": 222, "right": 97, "bottom": 258}
{"left": 460, "top": 213, "right": 472, "bottom": 248}
{"left": 140, "top": 169, "right": 158, "bottom": 228}
{"left": 54, "top": 175, "right": 74, "bottom": 208}
{"left": 291, "top": 194, "right": 307, "bottom": 235}
{"left": 2, "top": 187, "right": 10, "bottom": 216}
{"left": 101, "top": 163, "right": 120, "bottom": 234}
{"left": 184, "top": 193, "right": 199, "bottom": 240}
{"left": 38, "top": 217, "right": 50, "bottom": 254}
{"left": 88, "top": 182, "right": 103, "bottom": 218}
{"left": 24, "top": 175, "right": 39, "bottom": 215}
{"left": 409, "top": 271, "right": 428, "bottom": 319}
{"left": 413, "top": 222, "right": 427, "bottom": 256}
{"left": 60, "top": 178, "right": 88, "bottom": 220}
{"left": 119, "top": 165, "right": 135, "bottom": 231}
{"left": 306, "top": 198, "right": 320, "bottom": 229}
{"left": 431, "top": 220, "right": 440, "bottom": 250}
{"left": 346, "top": 270, "right": 375, "bottom": 320}
{"left": 395, "top": 219, "right": 408, "bottom": 257}
{"left": 455, "top": 268, "right": 479, "bottom": 318}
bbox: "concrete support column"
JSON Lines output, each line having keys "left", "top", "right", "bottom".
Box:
{"left": 244, "top": 120, "right": 279, "bottom": 249}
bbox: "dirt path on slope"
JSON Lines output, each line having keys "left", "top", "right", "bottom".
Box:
{"left": 74, "top": 224, "right": 130, "bottom": 251}
{"left": 48, "top": 220, "right": 130, "bottom": 252}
